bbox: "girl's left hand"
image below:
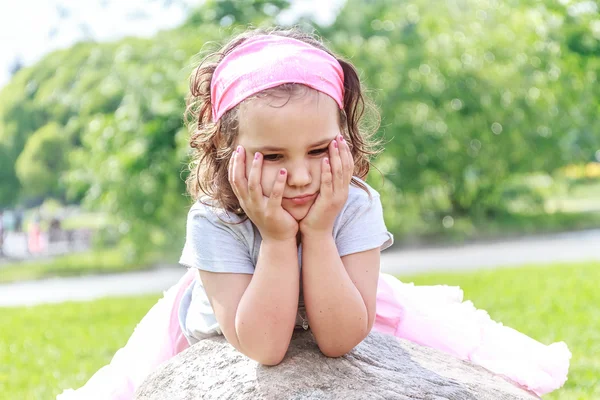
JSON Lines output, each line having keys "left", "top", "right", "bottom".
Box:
{"left": 300, "top": 135, "right": 353, "bottom": 235}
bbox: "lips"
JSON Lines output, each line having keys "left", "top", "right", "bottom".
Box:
{"left": 284, "top": 193, "right": 317, "bottom": 205}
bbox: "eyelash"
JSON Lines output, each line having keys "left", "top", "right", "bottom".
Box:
{"left": 263, "top": 147, "right": 329, "bottom": 161}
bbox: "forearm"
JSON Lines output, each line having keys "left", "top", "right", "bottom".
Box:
{"left": 301, "top": 233, "right": 369, "bottom": 357}
{"left": 235, "top": 238, "right": 299, "bottom": 365}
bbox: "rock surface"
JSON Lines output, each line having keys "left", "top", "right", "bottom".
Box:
{"left": 136, "top": 330, "right": 539, "bottom": 400}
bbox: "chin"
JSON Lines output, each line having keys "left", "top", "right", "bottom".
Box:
{"left": 284, "top": 204, "right": 312, "bottom": 221}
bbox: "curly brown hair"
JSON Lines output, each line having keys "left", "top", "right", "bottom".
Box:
{"left": 184, "top": 27, "right": 381, "bottom": 216}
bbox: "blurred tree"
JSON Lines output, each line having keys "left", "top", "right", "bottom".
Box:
{"left": 322, "top": 0, "right": 600, "bottom": 234}
{"left": 63, "top": 32, "right": 213, "bottom": 254}
{"left": 184, "top": 0, "right": 290, "bottom": 27}
{"left": 0, "top": 144, "right": 20, "bottom": 205}
{"left": 1, "top": 0, "right": 599, "bottom": 250}
{"left": 0, "top": 0, "right": 290, "bottom": 255}
{"left": 15, "top": 122, "right": 69, "bottom": 198}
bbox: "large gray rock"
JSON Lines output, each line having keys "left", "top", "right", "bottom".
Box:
{"left": 136, "top": 330, "right": 539, "bottom": 400}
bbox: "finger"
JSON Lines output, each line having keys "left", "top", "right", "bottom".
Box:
{"left": 329, "top": 139, "right": 343, "bottom": 190}
{"left": 228, "top": 148, "right": 237, "bottom": 184}
{"left": 247, "top": 152, "right": 263, "bottom": 204}
{"left": 228, "top": 150, "right": 237, "bottom": 195}
{"left": 267, "top": 168, "right": 287, "bottom": 210}
{"left": 232, "top": 146, "right": 249, "bottom": 199}
{"left": 321, "top": 157, "right": 333, "bottom": 198}
{"left": 338, "top": 135, "right": 353, "bottom": 184}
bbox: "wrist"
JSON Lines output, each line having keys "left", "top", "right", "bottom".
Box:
{"left": 258, "top": 237, "right": 298, "bottom": 270}
{"left": 261, "top": 236, "right": 298, "bottom": 248}
{"left": 300, "top": 228, "right": 333, "bottom": 243}
{"left": 259, "top": 225, "right": 298, "bottom": 244}
{"left": 299, "top": 217, "right": 334, "bottom": 236}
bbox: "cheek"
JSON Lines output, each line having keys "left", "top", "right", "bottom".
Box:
{"left": 260, "top": 165, "right": 279, "bottom": 195}
{"left": 310, "top": 159, "right": 323, "bottom": 184}
{"left": 244, "top": 158, "right": 252, "bottom": 180}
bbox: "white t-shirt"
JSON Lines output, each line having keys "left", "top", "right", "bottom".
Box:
{"left": 178, "top": 177, "right": 394, "bottom": 344}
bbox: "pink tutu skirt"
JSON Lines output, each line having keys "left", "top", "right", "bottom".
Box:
{"left": 57, "top": 270, "right": 570, "bottom": 399}
{"left": 373, "top": 273, "right": 570, "bottom": 396}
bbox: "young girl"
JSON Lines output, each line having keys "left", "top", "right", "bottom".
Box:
{"left": 58, "top": 28, "right": 570, "bottom": 399}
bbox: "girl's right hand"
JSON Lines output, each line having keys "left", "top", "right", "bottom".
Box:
{"left": 229, "top": 145, "right": 298, "bottom": 242}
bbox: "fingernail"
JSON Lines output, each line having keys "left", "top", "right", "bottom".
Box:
{"left": 236, "top": 146, "right": 241, "bottom": 153}
{"left": 339, "top": 135, "right": 344, "bottom": 141}
{"left": 280, "top": 169, "right": 286, "bottom": 175}
{"left": 333, "top": 140, "right": 338, "bottom": 149}
{"left": 254, "top": 152, "right": 260, "bottom": 160}
{"left": 325, "top": 158, "right": 330, "bottom": 165}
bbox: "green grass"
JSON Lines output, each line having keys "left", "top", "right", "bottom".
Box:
{"left": 400, "top": 261, "right": 600, "bottom": 400}
{"left": 0, "top": 261, "right": 597, "bottom": 399}
{"left": 0, "top": 295, "right": 160, "bottom": 399}
{"left": 0, "top": 248, "right": 175, "bottom": 284}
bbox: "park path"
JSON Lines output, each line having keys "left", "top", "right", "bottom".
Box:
{"left": 380, "top": 228, "right": 600, "bottom": 274}
{"left": 1, "top": 229, "right": 598, "bottom": 307}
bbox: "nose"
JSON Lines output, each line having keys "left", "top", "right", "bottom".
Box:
{"left": 286, "top": 160, "right": 312, "bottom": 188}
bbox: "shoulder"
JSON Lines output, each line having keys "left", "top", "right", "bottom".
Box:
{"left": 344, "top": 176, "right": 382, "bottom": 211}
{"left": 186, "top": 198, "right": 254, "bottom": 241}
{"left": 180, "top": 198, "right": 257, "bottom": 272}
{"left": 333, "top": 176, "right": 383, "bottom": 229}
{"left": 333, "top": 177, "right": 393, "bottom": 254}
{"left": 188, "top": 197, "right": 244, "bottom": 224}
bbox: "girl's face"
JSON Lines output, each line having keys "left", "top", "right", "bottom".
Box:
{"left": 237, "top": 89, "right": 342, "bottom": 221}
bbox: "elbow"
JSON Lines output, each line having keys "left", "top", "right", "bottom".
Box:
{"left": 254, "top": 349, "right": 287, "bottom": 366}
{"left": 236, "top": 340, "right": 288, "bottom": 366}
{"left": 231, "top": 332, "right": 288, "bottom": 366}
{"left": 318, "top": 345, "right": 350, "bottom": 359}
{"left": 233, "top": 318, "right": 291, "bottom": 366}
{"left": 316, "top": 325, "right": 371, "bottom": 359}
{"left": 317, "top": 334, "right": 367, "bottom": 359}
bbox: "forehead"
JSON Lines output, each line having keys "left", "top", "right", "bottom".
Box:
{"left": 237, "top": 89, "right": 340, "bottom": 149}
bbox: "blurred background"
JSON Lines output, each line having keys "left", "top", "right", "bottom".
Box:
{"left": 0, "top": 0, "right": 598, "bottom": 399}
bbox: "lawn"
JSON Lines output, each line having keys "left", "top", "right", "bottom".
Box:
{"left": 0, "top": 294, "right": 160, "bottom": 399}
{"left": 1, "top": 261, "right": 598, "bottom": 399}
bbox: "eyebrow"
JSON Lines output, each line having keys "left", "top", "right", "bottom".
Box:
{"left": 251, "top": 138, "right": 334, "bottom": 153}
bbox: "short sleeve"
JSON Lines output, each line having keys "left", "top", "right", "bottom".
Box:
{"left": 179, "top": 204, "right": 255, "bottom": 275}
{"left": 334, "top": 185, "right": 394, "bottom": 257}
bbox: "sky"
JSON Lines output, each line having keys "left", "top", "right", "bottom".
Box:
{"left": 0, "top": 0, "right": 343, "bottom": 89}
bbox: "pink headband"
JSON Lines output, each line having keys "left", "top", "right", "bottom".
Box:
{"left": 210, "top": 35, "right": 345, "bottom": 121}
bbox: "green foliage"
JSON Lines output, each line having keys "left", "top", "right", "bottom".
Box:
{"left": 184, "top": 0, "right": 291, "bottom": 27}
{"left": 0, "top": 144, "right": 20, "bottom": 205}
{"left": 1, "top": 0, "right": 599, "bottom": 252}
{"left": 0, "top": 1, "right": 297, "bottom": 254}
{"left": 326, "top": 0, "right": 600, "bottom": 232}
{"left": 15, "top": 122, "right": 70, "bottom": 198}
{"left": 62, "top": 34, "right": 201, "bottom": 252}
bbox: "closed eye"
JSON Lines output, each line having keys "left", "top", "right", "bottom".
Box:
{"left": 263, "top": 147, "right": 328, "bottom": 161}
{"left": 263, "top": 154, "right": 283, "bottom": 161}
{"left": 309, "top": 147, "right": 329, "bottom": 155}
